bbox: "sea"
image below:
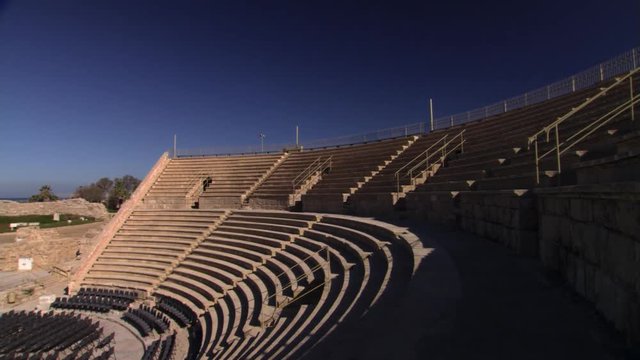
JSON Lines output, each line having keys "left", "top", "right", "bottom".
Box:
{"left": 0, "top": 198, "right": 29, "bottom": 203}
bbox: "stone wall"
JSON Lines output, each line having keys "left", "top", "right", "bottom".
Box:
{"left": 0, "top": 198, "right": 108, "bottom": 220}
{"left": 0, "top": 228, "right": 76, "bottom": 271}
{"left": 536, "top": 183, "right": 640, "bottom": 345}
{"left": 458, "top": 190, "right": 538, "bottom": 256}
{"left": 404, "top": 191, "right": 458, "bottom": 225}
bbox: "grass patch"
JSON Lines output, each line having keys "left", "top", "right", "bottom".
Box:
{"left": 0, "top": 214, "right": 96, "bottom": 233}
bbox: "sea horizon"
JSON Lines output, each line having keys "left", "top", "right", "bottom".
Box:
{"left": 0, "top": 198, "right": 30, "bottom": 203}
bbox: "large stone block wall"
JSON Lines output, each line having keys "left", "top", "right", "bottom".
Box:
{"left": 536, "top": 183, "right": 640, "bottom": 345}
{"left": 457, "top": 190, "right": 538, "bottom": 256}
{"left": 302, "top": 194, "right": 346, "bottom": 214}
{"left": 404, "top": 191, "right": 457, "bottom": 225}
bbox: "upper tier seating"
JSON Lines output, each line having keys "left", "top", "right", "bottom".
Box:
{"left": 413, "top": 72, "right": 639, "bottom": 194}
{"left": 247, "top": 137, "right": 416, "bottom": 210}
{"left": 144, "top": 153, "right": 283, "bottom": 208}
{"left": 148, "top": 210, "right": 417, "bottom": 359}
{"left": 81, "top": 209, "right": 227, "bottom": 294}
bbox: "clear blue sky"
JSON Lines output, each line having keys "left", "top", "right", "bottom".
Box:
{"left": 0, "top": 0, "right": 638, "bottom": 198}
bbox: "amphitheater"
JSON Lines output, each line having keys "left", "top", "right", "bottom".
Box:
{"left": 2, "top": 49, "right": 639, "bottom": 359}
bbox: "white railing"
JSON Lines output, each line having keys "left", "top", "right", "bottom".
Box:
{"left": 175, "top": 47, "right": 639, "bottom": 157}
{"left": 528, "top": 68, "right": 639, "bottom": 183}
{"left": 394, "top": 130, "right": 465, "bottom": 193}
{"left": 292, "top": 156, "right": 333, "bottom": 191}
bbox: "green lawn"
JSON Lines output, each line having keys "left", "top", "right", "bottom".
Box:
{"left": 0, "top": 214, "right": 96, "bottom": 233}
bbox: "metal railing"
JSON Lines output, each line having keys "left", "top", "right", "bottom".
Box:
{"left": 394, "top": 130, "right": 466, "bottom": 193}
{"left": 184, "top": 170, "right": 211, "bottom": 199}
{"left": 175, "top": 47, "right": 639, "bottom": 157}
{"left": 528, "top": 68, "right": 639, "bottom": 183}
{"left": 433, "top": 47, "right": 640, "bottom": 129}
{"left": 176, "top": 143, "right": 298, "bottom": 157}
{"left": 292, "top": 156, "right": 333, "bottom": 191}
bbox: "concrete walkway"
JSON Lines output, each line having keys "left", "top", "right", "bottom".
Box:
{"left": 305, "top": 221, "right": 636, "bottom": 360}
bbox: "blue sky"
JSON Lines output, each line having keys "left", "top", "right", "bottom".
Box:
{"left": 0, "top": 0, "right": 638, "bottom": 197}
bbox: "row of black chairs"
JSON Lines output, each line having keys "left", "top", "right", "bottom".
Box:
{"left": 122, "top": 310, "right": 152, "bottom": 337}
{"left": 141, "top": 339, "right": 161, "bottom": 360}
{"left": 0, "top": 311, "right": 114, "bottom": 358}
{"left": 136, "top": 306, "right": 170, "bottom": 334}
{"left": 159, "top": 333, "right": 176, "bottom": 360}
{"left": 142, "top": 332, "right": 176, "bottom": 360}
{"left": 77, "top": 287, "right": 138, "bottom": 302}
{"left": 51, "top": 295, "right": 129, "bottom": 313}
{"left": 155, "top": 296, "right": 196, "bottom": 328}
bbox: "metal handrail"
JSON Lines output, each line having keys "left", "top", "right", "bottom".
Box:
{"left": 184, "top": 170, "right": 210, "bottom": 198}
{"left": 530, "top": 69, "right": 638, "bottom": 183}
{"left": 292, "top": 156, "right": 333, "bottom": 190}
{"left": 394, "top": 130, "right": 466, "bottom": 193}
{"left": 533, "top": 93, "right": 639, "bottom": 183}
{"left": 394, "top": 134, "right": 449, "bottom": 180}
{"left": 528, "top": 68, "right": 640, "bottom": 149}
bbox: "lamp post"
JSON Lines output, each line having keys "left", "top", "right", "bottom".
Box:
{"left": 259, "top": 133, "right": 266, "bottom": 152}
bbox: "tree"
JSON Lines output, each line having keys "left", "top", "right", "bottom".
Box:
{"left": 121, "top": 175, "right": 141, "bottom": 194}
{"left": 29, "top": 185, "right": 59, "bottom": 202}
{"left": 74, "top": 177, "right": 113, "bottom": 203}
{"left": 74, "top": 184, "right": 104, "bottom": 203}
{"left": 107, "top": 175, "right": 141, "bottom": 210}
{"left": 95, "top": 177, "right": 113, "bottom": 193}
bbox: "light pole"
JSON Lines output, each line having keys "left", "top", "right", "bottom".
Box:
{"left": 259, "top": 133, "right": 266, "bottom": 152}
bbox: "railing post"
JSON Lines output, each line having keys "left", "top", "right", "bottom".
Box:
{"left": 547, "top": 85, "right": 550, "bottom": 100}
{"left": 450, "top": 116, "right": 454, "bottom": 127}
{"left": 633, "top": 48, "right": 638, "bottom": 69}
{"left": 631, "top": 76, "right": 635, "bottom": 121}
{"left": 524, "top": 93, "right": 528, "bottom": 106}
{"left": 600, "top": 64, "right": 604, "bottom": 81}
{"left": 429, "top": 98, "right": 434, "bottom": 132}
{"left": 534, "top": 140, "right": 540, "bottom": 184}
{"left": 503, "top": 101, "right": 507, "bottom": 112}
{"left": 555, "top": 125, "right": 562, "bottom": 174}
{"left": 173, "top": 134, "right": 177, "bottom": 158}
{"left": 572, "top": 76, "right": 576, "bottom": 92}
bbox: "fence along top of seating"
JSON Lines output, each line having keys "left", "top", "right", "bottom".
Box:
{"left": 413, "top": 74, "right": 637, "bottom": 192}
{"left": 357, "top": 84, "right": 607, "bottom": 194}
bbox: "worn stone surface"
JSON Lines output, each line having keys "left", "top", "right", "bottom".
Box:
{"left": 536, "top": 184, "right": 640, "bottom": 345}
{"left": 456, "top": 191, "right": 538, "bottom": 256}
{"left": 0, "top": 198, "right": 108, "bottom": 219}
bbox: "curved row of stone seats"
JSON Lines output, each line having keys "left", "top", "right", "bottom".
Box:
{"left": 0, "top": 311, "right": 114, "bottom": 360}
{"left": 150, "top": 210, "right": 417, "bottom": 360}
{"left": 81, "top": 209, "right": 227, "bottom": 294}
